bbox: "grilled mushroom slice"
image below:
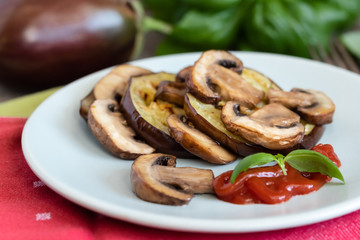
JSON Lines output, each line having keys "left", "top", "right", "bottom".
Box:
{"left": 88, "top": 99, "right": 155, "bottom": 159}
{"left": 175, "top": 65, "right": 192, "bottom": 83}
{"left": 131, "top": 153, "right": 214, "bottom": 205}
{"left": 221, "top": 102, "right": 305, "bottom": 150}
{"left": 154, "top": 81, "right": 186, "bottom": 106}
{"left": 79, "top": 64, "right": 152, "bottom": 121}
{"left": 268, "top": 88, "right": 316, "bottom": 109}
{"left": 268, "top": 88, "right": 335, "bottom": 125}
{"left": 184, "top": 93, "right": 324, "bottom": 156}
{"left": 79, "top": 91, "right": 95, "bottom": 120}
{"left": 187, "top": 50, "right": 264, "bottom": 107}
{"left": 293, "top": 89, "right": 335, "bottom": 125}
{"left": 93, "top": 64, "right": 152, "bottom": 101}
{"left": 167, "top": 114, "right": 237, "bottom": 164}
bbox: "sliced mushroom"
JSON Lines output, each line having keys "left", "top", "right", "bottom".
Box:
{"left": 79, "top": 91, "right": 95, "bottom": 121}
{"left": 221, "top": 102, "right": 305, "bottom": 150}
{"left": 88, "top": 99, "right": 155, "bottom": 159}
{"left": 167, "top": 114, "right": 237, "bottom": 164}
{"left": 187, "top": 50, "right": 264, "bottom": 108}
{"left": 93, "top": 64, "right": 152, "bottom": 101}
{"left": 131, "top": 153, "right": 215, "bottom": 205}
{"left": 293, "top": 88, "right": 335, "bottom": 125}
{"left": 80, "top": 64, "right": 152, "bottom": 121}
{"left": 268, "top": 88, "right": 316, "bottom": 109}
{"left": 175, "top": 65, "right": 192, "bottom": 83}
{"left": 154, "top": 81, "right": 186, "bottom": 106}
{"left": 185, "top": 93, "right": 324, "bottom": 156}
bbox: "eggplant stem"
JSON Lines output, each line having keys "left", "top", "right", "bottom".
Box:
{"left": 129, "top": 0, "right": 173, "bottom": 60}
{"left": 129, "top": 0, "right": 145, "bottom": 60}
{"left": 143, "top": 17, "right": 173, "bottom": 35}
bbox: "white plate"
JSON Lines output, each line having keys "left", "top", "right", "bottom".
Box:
{"left": 22, "top": 52, "right": 360, "bottom": 233}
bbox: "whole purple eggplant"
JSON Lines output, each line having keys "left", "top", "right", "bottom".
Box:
{"left": 0, "top": 0, "right": 136, "bottom": 89}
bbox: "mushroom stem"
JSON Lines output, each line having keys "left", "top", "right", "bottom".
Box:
{"left": 268, "top": 88, "right": 316, "bottom": 109}
{"left": 153, "top": 166, "right": 214, "bottom": 194}
{"left": 154, "top": 81, "right": 186, "bottom": 106}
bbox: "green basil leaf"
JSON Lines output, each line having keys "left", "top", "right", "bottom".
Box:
{"left": 230, "top": 153, "right": 276, "bottom": 183}
{"left": 142, "top": 0, "right": 188, "bottom": 23}
{"left": 170, "top": 8, "right": 244, "bottom": 49}
{"left": 180, "top": 0, "right": 242, "bottom": 10}
{"left": 239, "top": 0, "right": 360, "bottom": 58}
{"left": 155, "top": 36, "right": 202, "bottom": 56}
{"left": 284, "top": 149, "right": 345, "bottom": 183}
{"left": 144, "top": 0, "right": 360, "bottom": 57}
{"left": 340, "top": 30, "right": 360, "bottom": 59}
{"left": 274, "top": 154, "right": 287, "bottom": 176}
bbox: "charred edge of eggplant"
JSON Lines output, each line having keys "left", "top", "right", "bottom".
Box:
{"left": 120, "top": 78, "right": 197, "bottom": 159}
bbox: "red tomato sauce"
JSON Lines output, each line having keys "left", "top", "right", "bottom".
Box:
{"left": 213, "top": 144, "right": 341, "bottom": 204}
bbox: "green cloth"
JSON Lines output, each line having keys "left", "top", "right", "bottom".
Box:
{"left": 0, "top": 87, "right": 61, "bottom": 118}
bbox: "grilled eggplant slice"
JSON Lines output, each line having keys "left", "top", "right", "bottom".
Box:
{"left": 120, "top": 72, "right": 195, "bottom": 158}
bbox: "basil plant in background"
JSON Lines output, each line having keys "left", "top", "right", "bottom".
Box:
{"left": 142, "top": 0, "right": 360, "bottom": 58}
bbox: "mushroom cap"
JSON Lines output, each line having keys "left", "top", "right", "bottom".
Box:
{"left": 294, "top": 89, "right": 335, "bottom": 125}
{"left": 131, "top": 153, "right": 214, "bottom": 205}
{"left": 167, "top": 114, "right": 237, "bottom": 164}
{"left": 221, "top": 102, "right": 305, "bottom": 150}
{"left": 93, "top": 64, "right": 152, "bottom": 101}
{"left": 88, "top": 99, "right": 155, "bottom": 159}
{"left": 187, "top": 50, "right": 265, "bottom": 108}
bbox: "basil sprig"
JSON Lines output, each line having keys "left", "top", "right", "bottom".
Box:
{"left": 230, "top": 150, "right": 345, "bottom": 184}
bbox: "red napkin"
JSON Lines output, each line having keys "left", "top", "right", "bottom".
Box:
{"left": 1, "top": 117, "right": 359, "bottom": 240}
